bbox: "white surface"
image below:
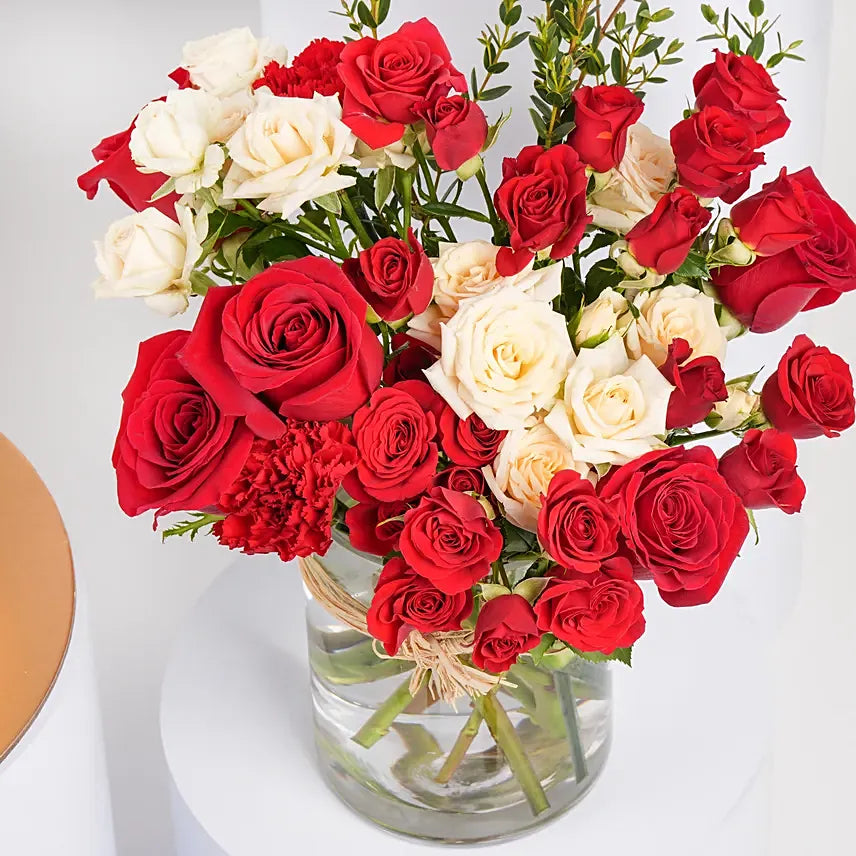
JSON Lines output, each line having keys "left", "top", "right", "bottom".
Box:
{"left": 0, "top": 586, "right": 116, "bottom": 856}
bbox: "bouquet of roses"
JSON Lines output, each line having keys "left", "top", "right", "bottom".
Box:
{"left": 81, "top": 0, "right": 855, "bottom": 818}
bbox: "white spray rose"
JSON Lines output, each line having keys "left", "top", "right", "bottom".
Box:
{"left": 180, "top": 27, "right": 286, "bottom": 97}
{"left": 574, "top": 287, "right": 629, "bottom": 347}
{"left": 223, "top": 93, "right": 358, "bottom": 217}
{"left": 588, "top": 124, "right": 676, "bottom": 234}
{"left": 712, "top": 386, "right": 761, "bottom": 431}
{"left": 92, "top": 204, "right": 205, "bottom": 316}
{"left": 130, "top": 89, "right": 226, "bottom": 194}
{"left": 483, "top": 421, "right": 593, "bottom": 532}
{"left": 354, "top": 138, "right": 416, "bottom": 171}
{"left": 545, "top": 335, "right": 673, "bottom": 466}
{"left": 424, "top": 285, "right": 574, "bottom": 431}
{"left": 409, "top": 242, "right": 562, "bottom": 349}
{"left": 624, "top": 284, "right": 727, "bottom": 368}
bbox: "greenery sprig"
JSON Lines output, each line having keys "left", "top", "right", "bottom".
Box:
{"left": 472, "top": 1, "right": 529, "bottom": 103}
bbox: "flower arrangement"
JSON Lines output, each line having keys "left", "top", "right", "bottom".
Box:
{"left": 81, "top": 0, "right": 855, "bottom": 824}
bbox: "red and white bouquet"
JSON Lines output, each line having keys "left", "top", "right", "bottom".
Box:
{"left": 82, "top": 0, "right": 853, "bottom": 762}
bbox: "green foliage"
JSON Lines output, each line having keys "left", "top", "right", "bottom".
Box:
{"left": 334, "top": 0, "right": 391, "bottom": 39}
{"left": 572, "top": 645, "right": 633, "bottom": 666}
{"left": 161, "top": 513, "right": 225, "bottom": 543}
{"left": 472, "top": 1, "right": 528, "bottom": 102}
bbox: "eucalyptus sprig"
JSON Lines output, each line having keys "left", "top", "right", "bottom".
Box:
{"left": 334, "top": 0, "right": 391, "bottom": 40}
{"left": 472, "top": 1, "right": 528, "bottom": 103}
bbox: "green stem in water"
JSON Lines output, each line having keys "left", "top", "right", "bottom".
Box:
{"left": 352, "top": 674, "right": 425, "bottom": 749}
{"left": 477, "top": 692, "right": 551, "bottom": 816}
{"left": 338, "top": 191, "right": 373, "bottom": 250}
{"left": 434, "top": 705, "right": 484, "bottom": 784}
{"left": 553, "top": 669, "right": 588, "bottom": 784}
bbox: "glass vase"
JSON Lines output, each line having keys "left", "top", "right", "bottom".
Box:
{"left": 305, "top": 535, "right": 613, "bottom": 845}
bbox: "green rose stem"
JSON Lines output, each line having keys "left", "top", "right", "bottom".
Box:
{"left": 351, "top": 673, "right": 428, "bottom": 749}
{"left": 553, "top": 670, "right": 588, "bottom": 784}
{"left": 338, "top": 190, "right": 373, "bottom": 250}
{"left": 434, "top": 704, "right": 485, "bottom": 784}
{"left": 476, "top": 692, "right": 551, "bottom": 816}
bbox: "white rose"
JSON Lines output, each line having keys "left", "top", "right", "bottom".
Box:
{"left": 409, "top": 242, "right": 562, "bottom": 348}
{"left": 180, "top": 27, "right": 286, "bottom": 97}
{"left": 575, "top": 287, "right": 629, "bottom": 347}
{"left": 354, "top": 138, "right": 416, "bottom": 171}
{"left": 424, "top": 285, "right": 574, "bottom": 431}
{"left": 712, "top": 386, "right": 760, "bottom": 431}
{"left": 223, "top": 93, "right": 358, "bottom": 217}
{"left": 130, "top": 89, "right": 226, "bottom": 194}
{"left": 625, "top": 284, "right": 727, "bottom": 367}
{"left": 545, "top": 335, "right": 673, "bottom": 466}
{"left": 588, "top": 124, "right": 676, "bottom": 234}
{"left": 92, "top": 204, "right": 205, "bottom": 316}
{"left": 483, "top": 421, "right": 593, "bottom": 532}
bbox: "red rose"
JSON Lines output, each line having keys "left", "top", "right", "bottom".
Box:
{"left": 343, "top": 230, "right": 433, "bottom": 322}
{"left": 626, "top": 188, "right": 711, "bottom": 275}
{"left": 761, "top": 335, "right": 855, "bottom": 439}
{"left": 338, "top": 18, "right": 466, "bottom": 149}
{"left": 693, "top": 50, "right": 790, "bottom": 146}
{"left": 252, "top": 39, "right": 346, "bottom": 99}
{"left": 344, "top": 383, "right": 439, "bottom": 502}
{"left": 534, "top": 566, "right": 646, "bottom": 655}
{"left": 670, "top": 106, "right": 764, "bottom": 203}
{"left": 659, "top": 338, "right": 728, "bottom": 429}
{"left": 168, "top": 67, "right": 194, "bottom": 88}
{"left": 180, "top": 258, "right": 383, "bottom": 440}
{"left": 345, "top": 499, "right": 411, "bottom": 556}
{"left": 434, "top": 465, "right": 489, "bottom": 496}
{"left": 214, "top": 420, "right": 357, "bottom": 561}
{"left": 113, "top": 331, "right": 253, "bottom": 518}
{"left": 399, "top": 487, "right": 502, "bottom": 594}
{"left": 536, "top": 470, "right": 619, "bottom": 573}
{"left": 367, "top": 557, "right": 474, "bottom": 655}
{"left": 718, "top": 429, "right": 806, "bottom": 514}
{"left": 417, "top": 94, "right": 488, "bottom": 171}
{"left": 598, "top": 446, "right": 749, "bottom": 607}
{"left": 472, "top": 594, "right": 541, "bottom": 674}
{"left": 78, "top": 111, "right": 179, "bottom": 218}
{"left": 568, "top": 85, "right": 644, "bottom": 172}
{"left": 382, "top": 333, "right": 439, "bottom": 385}
{"left": 494, "top": 144, "right": 591, "bottom": 276}
{"left": 437, "top": 405, "right": 506, "bottom": 468}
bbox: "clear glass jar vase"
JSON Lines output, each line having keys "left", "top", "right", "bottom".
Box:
{"left": 305, "top": 535, "right": 613, "bottom": 845}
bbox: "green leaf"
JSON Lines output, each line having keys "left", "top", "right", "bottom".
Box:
{"left": 375, "top": 0, "right": 391, "bottom": 25}
{"left": 374, "top": 165, "right": 395, "bottom": 211}
{"left": 149, "top": 176, "right": 177, "bottom": 203}
{"left": 747, "top": 508, "right": 760, "bottom": 546}
{"left": 161, "top": 512, "right": 225, "bottom": 543}
{"left": 701, "top": 3, "right": 719, "bottom": 24}
{"left": 747, "top": 32, "right": 765, "bottom": 59}
{"left": 528, "top": 634, "right": 557, "bottom": 667}
{"left": 418, "top": 201, "right": 491, "bottom": 223}
{"left": 356, "top": 2, "right": 376, "bottom": 29}
{"left": 610, "top": 47, "right": 624, "bottom": 84}
{"left": 748, "top": 0, "right": 765, "bottom": 16}
{"left": 313, "top": 192, "right": 342, "bottom": 215}
{"left": 674, "top": 250, "right": 710, "bottom": 279}
{"left": 479, "top": 85, "right": 512, "bottom": 101}
{"left": 513, "top": 577, "right": 550, "bottom": 604}
{"left": 578, "top": 330, "right": 612, "bottom": 350}
{"left": 480, "top": 583, "right": 512, "bottom": 601}
{"left": 571, "top": 646, "right": 633, "bottom": 667}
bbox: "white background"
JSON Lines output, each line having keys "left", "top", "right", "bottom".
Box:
{"left": 0, "top": 1, "right": 854, "bottom": 854}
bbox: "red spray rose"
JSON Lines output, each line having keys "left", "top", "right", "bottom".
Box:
{"left": 670, "top": 106, "right": 764, "bottom": 203}
{"left": 598, "top": 446, "right": 749, "bottom": 607}
{"left": 382, "top": 333, "right": 439, "bottom": 385}
{"left": 537, "top": 470, "right": 619, "bottom": 573}
{"left": 179, "top": 258, "right": 383, "bottom": 440}
{"left": 345, "top": 499, "right": 411, "bottom": 556}
{"left": 433, "top": 465, "right": 489, "bottom": 496}
{"left": 718, "top": 429, "right": 806, "bottom": 514}
{"left": 693, "top": 50, "right": 790, "bottom": 146}
{"left": 568, "top": 85, "right": 644, "bottom": 172}
{"left": 659, "top": 338, "right": 728, "bottom": 430}
{"left": 367, "top": 557, "right": 474, "bottom": 655}
{"left": 78, "top": 111, "right": 179, "bottom": 218}
{"left": 494, "top": 144, "right": 591, "bottom": 276}
{"left": 626, "top": 188, "right": 712, "bottom": 275}
{"left": 437, "top": 405, "right": 506, "bottom": 468}
{"left": 417, "top": 94, "right": 488, "bottom": 171}
{"left": 214, "top": 420, "right": 357, "bottom": 562}
{"left": 534, "top": 564, "right": 646, "bottom": 655}
{"left": 399, "top": 487, "right": 502, "bottom": 594}
{"left": 252, "top": 39, "right": 346, "bottom": 99}
{"left": 761, "top": 335, "right": 855, "bottom": 439}
{"left": 338, "top": 18, "right": 467, "bottom": 149}
{"left": 472, "top": 594, "right": 541, "bottom": 673}
{"left": 344, "top": 383, "right": 439, "bottom": 503}
{"left": 113, "top": 331, "right": 254, "bottom": 519}
{"left": 168, "top": 67, "right": 194, "bottom": 88}
{"left": 343, "top": 230, "right": 433, "bottom": 322}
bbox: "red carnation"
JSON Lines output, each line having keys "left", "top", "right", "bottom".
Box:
{"left": 659, "top": 338, "right": 728, "bottom": 429}
{"left": 417, "top": 94, "right": 488, "bottom": 171}
{"left": 472, "top": 594, "right": 541, "bottom": 674}
{"left": 214, "top": 419, "right": 357, "bottom": 562}
{"left": 568, "top": 84, "right": 644, "bottom": 172}
{"left": 382, "top": 333, "right": 439, "bottom": 385}
{"left": 253, "top": 39, "right": 346, "bottom": 99}
{"left": 345, "top": 499, "right": 411, "bottom": 556}
{"left": 437, "top": 405, "right": 506, "bottom": 468}
{"left": 367, "top": 557, "right": 474, "bottom": 655}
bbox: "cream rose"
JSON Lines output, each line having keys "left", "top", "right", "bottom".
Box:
{"left": 354, "top": 138, "right": 416, "bottom": 171}
{"left": 180, "top": 27, "right": 287, "bottom": 97}
{"left": 588, "top": 124, "right": 676, "bottom": 234}
{"left": 130, "top": 89, "right": 226, "bottom": 194}
{"left": 424, "top": 285, "right": 574, "bottom": 431}
{"left": 575, "top": 287, "right": 629, "bottom": 347}
{"left": 483, "top": 421, "right": 593, "bottom": 532}
{"left": 409, "top": 242, "right": 562, "bottom": 348}
{"left": 545, "top": 334, "right": 673, "bottom": 466}
{"left": 92, "top": 204, "right": 205, "bottom": 316}
{"left": 223, "top": 93, "right": 358, "bottom": 217}
{"left": 624, "top": 284, "right": 727, "bottom": 367}
{"left": 712, "top": 386, "right": 760, "bottom": 431}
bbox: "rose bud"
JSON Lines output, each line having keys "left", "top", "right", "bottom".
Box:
{"left": 761, "top": 335, "right": 855, "bottom": 439}
{"left": 659, "top": 338, "right": 728, "bottom": 429}
{"left": 433, "top": 465, "right": 489, "bottom": 496}
{"left": 718, "top": 429, "right": 806, "bottom": 514}
{"left": 417, "top": 94, "right": 488, "bottom": 172}
{"left": 625, "top": 187, "right": 712, "bottom": 275}
{"left": 568, "top": 84, "right": 644, "bottom": 173}
{"left": 437, "top": 404, "right": 507, "bottom": 468}
{"left": 711, "top": 385, "right": 760, "bottom": 431}
{"left": 345, "top": 499, "right": 412, "bottom": 556}
{"left": 670, "top": 106, "right": 764, "bottom": 203}
{"left": 472, "top": 594, "right": 541, "bottom": 674}
{"left": 382, "top": 333, "right": 439, "bottom": 385}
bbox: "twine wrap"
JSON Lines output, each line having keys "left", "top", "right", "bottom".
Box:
{"left": 298, "top": 555, "right": 499, "bottom": 703}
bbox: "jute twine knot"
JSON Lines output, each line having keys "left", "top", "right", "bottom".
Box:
{"left": 298, "top": 555, "right": 499, "bottom": 703}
